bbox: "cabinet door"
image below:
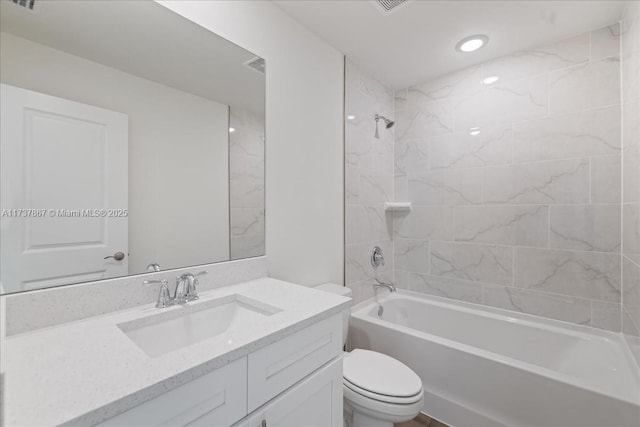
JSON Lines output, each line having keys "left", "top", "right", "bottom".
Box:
{"left": 248, "top": 357, "right": 343, "bottom": 427}
{"left": 98, "top": 357, "right": 247, "bottom": 427}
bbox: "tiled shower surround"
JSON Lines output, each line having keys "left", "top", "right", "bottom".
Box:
{"left": 345, "top": 60, "right": 395, "bottom": 304}
{"left": 392, "top": 24, "right": 624, "bottom": 331}
{"left": 229, "top": 108, "right": 265, "bottom": 260}
{"left": 622, "top": 1, "right": 640, "bottom": 356}
{"left": 345, "top": 21, "right": 640, "bottom": 334}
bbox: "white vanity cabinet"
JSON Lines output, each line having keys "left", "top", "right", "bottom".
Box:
{"left": 246, "top": 357, "right": 343, "bottom": 427}
{"left": 99, "top": 356, "right": 248, "bottom": 427}
{"left": 98, "top": 314, "right": 343, "bottom": 427}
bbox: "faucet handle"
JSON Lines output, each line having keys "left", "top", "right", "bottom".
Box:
{"left": 185, "top": 271, "right": 207, "bottom": 302}
{"left": 143, "top": 279, "right": 172, "bottom": 308}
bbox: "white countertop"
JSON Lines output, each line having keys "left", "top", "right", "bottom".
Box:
{"left": 0, "top": 278, "right": 350, "bottom": 426}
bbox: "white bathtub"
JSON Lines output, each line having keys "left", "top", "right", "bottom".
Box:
{"left": 349, "top": 291, "right": 640, "bottom": 427}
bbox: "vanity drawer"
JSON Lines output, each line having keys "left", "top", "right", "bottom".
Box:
{"left": 98, "top": 356, "right": 247, "bottom": 427}
{"left": 247, "top": 314, "right": 342, "bottom": 412}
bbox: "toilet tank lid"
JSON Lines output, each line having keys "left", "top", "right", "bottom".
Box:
{"left": 314, "top": 283, "right": 352, "bottom": 298}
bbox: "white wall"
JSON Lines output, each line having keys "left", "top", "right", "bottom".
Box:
{"left": 0, "top": 33, "right": 230, "bottom": 274}
{"left": 159, "top": 1, "right": 345, "bottom": 285}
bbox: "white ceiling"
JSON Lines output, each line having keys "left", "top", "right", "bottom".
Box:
{"left": 0, "top": 0, "right": 265, "bottom": 115}
{"left": 275, "top": 0, "right": 626, "bottom": 89}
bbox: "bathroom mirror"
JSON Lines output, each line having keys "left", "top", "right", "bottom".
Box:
{"left": 0, "top": 0, "right": 265, "bottom": 295}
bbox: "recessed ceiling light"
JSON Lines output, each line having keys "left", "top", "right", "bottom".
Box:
{"left": 456, "top": 35, "right": 489, "bottom": 53}
{"left": 229, "top": 127, "right": 236, "bottom": 133}
{"left": 469, "top": 127, "right": 481, "bottom": 136}
{"left": 482, "top": 75, "right": 499, "bottom": 85}
{"left": 347, "top": 115, "right": 356, "bottom": 120}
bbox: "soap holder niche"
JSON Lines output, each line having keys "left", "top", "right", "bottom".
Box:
{"left": 384, "top": 202, "right": 411, "bottom": 212}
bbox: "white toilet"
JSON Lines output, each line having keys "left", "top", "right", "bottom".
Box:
{"left": 315, "top": 284, "right": 424, "bottom": 427}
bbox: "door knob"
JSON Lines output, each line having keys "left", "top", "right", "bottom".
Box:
{"left": 104, "top": 252, "right": 125, "bottom": 261}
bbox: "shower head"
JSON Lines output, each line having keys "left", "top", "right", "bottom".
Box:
{"left": 374, "top": 114, "right": 394, "bottom": 139}
{"left": 375, "top": 114, "right": 394, "bottom": 128}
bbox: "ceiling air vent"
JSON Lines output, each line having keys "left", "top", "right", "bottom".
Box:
{"left": 9, "top": 0, "right": 35, "bottom": 11}
{"left": 372, "top": 0, "right": 409, "bottom": 15}
{"left": 244, "top": 57, "right": 266, "bottom": 75}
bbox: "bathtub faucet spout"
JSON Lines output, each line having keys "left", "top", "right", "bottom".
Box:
{"left": 373, "top": 279, "right": 396, "bottom": 293}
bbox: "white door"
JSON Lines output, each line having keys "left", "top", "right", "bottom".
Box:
{"left": 248, "top": 358, "right": 343, "bottom": 427}
{"left": 1, "top": 84, "right": 128, "bottom": 293}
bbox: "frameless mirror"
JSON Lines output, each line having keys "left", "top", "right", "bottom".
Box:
{"left": 0, "top": 0, "right": 265, "bottom": 295}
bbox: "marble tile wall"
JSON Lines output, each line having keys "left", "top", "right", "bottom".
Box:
{"left": 621, "top": 1, "right": 640, "bottom": 363}
{"left": 229, "top": 108, "right": 266, "bottom": 260}
{"left": 345, "top": 59, "right": 395, "bottom": 303}
{"left": 393, "top": 24, "right": 624, "bottom": 331}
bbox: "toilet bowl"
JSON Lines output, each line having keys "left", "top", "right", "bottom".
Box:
{"left": 314, "top": 284, "right": 424, "bottom": 427}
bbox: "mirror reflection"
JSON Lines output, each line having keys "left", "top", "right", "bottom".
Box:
{"left": 0, "top": 0, "right": 265, "bottom": 295}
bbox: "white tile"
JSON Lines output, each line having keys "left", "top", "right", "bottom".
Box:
{"left": 408, "top": 65, "right": 481, "bottom": 105}
{"left": 455, "top": 75, "right": 549, "bottom": 129}
{"left": 393, "top": 206, "right": 454, "bottom": 240}
{"left": 409, "top": 169, "right": 482, "bottom": 206}
{"left": 405, "top": 272, "right": 483, "bottom": 303}
{"left": 359, "top": 170, "right": 393, "bottom": 205}
{"left": 484, "top": 74, "right": 548, "bottom": 125}
{"left": 395, "top": 101, "right": 454, "bottom": 141}
{"left": 430, "top": 242, "right": 513, "bottom": 286}
{"left": 483, "top": 158, "right": 590, "bottom": 204}
{"left": 624, "top": 203, "right": 640, "bottom": 255}
{"left": 394, "top": 239, "right": 429, "bottom": 273}
{"left": 515, "top": 247, "right": 621, "bottom": 302}
{"left": 623, "top": 101, "right": 640, "bottom": 203}
{"left": 429, "top": 124, "right": 512, "bottom": 169}
{"left": 591, "top": 155, "right": 621, "bottom": 203}
{"left": 591, "top": 300, "right": 622, "bottom": 332}
{"left": 455, "top": 205, "right": 548, "bottom": 247}
{"left": 549, "top": 57, "right": 621, "bottom": 115}
{"left": 482, "top": 33, "right": 589, "bottom": 83}
{"left": 590, "top": 24, "right": 621, "bottom": 60}
{"left": 550, "top": 205, "right": 621, "bottom": 252}
{"left": 513, "top": 105, "right": 621, "bottom": 163}
{"left": 483, "top": 286, "right": 592, "bottom": 325}
{"left": 395, "top": 138, "right": 428, "bottom": 175}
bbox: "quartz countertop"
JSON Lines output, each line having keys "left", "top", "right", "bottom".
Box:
{"left": 0, "top": 278, "right": 350, "bottom": 426}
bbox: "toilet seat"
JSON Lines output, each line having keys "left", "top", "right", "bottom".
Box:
{"left": 344, "top": 378, "right": 423, "bottom": 405}
{"left": 343, "top": 349, "right": 423, "bottom": 404}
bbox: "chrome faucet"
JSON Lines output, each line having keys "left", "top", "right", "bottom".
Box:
{"left": 144, "top": 270, "right": 208, "bottom": 308}
{"left": 373, "top": 278, "right": 396, "bottom": 293}
{"left": 176, "top": 271, "right": 207, "bottom": 303}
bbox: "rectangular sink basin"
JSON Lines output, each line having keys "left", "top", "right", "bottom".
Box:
{"left": 118, "top": 294, "right": 281, "bottom": 357}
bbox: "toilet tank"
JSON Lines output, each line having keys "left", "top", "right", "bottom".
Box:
{"left": 314, "top": 283, "right": 352, "bottom": 347}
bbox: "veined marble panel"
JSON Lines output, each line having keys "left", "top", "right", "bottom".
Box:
{"left": 483, "top": 285, "right": 592, "bottom": 325}
{"left": 407, "top": 65, "right": 481, "bottom": 105}
{"left": 408, "top": 169, "right": 482, "bottom": 206}
{"left": 482, "top": 33, "right": 589, "bottom": 83}
{"left": 455, "top": 205, "right": 548, "bottom": 247}
{"left": 394, "top": 239, "right": 429, "bottom": 274}
{"left": 591, "top": 155, "right": 622, "bottom": 204}
{"left": 393, "top": 206, "right": 454, "bottom": 240}
{"left": 395, "top": 101, "right": 454, "bottom": 140}
{"left": 482, "top": 158, "right": 589, "bottom": 204}
{"left": 513, "top": 105, "right": 621, "bottom": 163}
{"left": 430, "top": 241, "right": 513, "bottom": 286}
{"left": 549, "top": 57, "right": 621, "bottom": 115}
{"left": 624, "top": 203, "right": 640, "bottom": 255}
{"left": 429, "top": 124, "right": 512, "bottom": 170}
{"left": 404, "top": 272, "right": 483, "bottom": 304}
{"left": 590, "top": 24, "right": 621, "bottom": 60}
{"left": 395, "top": 138, "right": 428, "bottom": 175}
{"left": 515, "top": 247, "right": 621, "bottom": 302}
{"left": 550, "top": 204, "right": 621, "bottom": 252}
